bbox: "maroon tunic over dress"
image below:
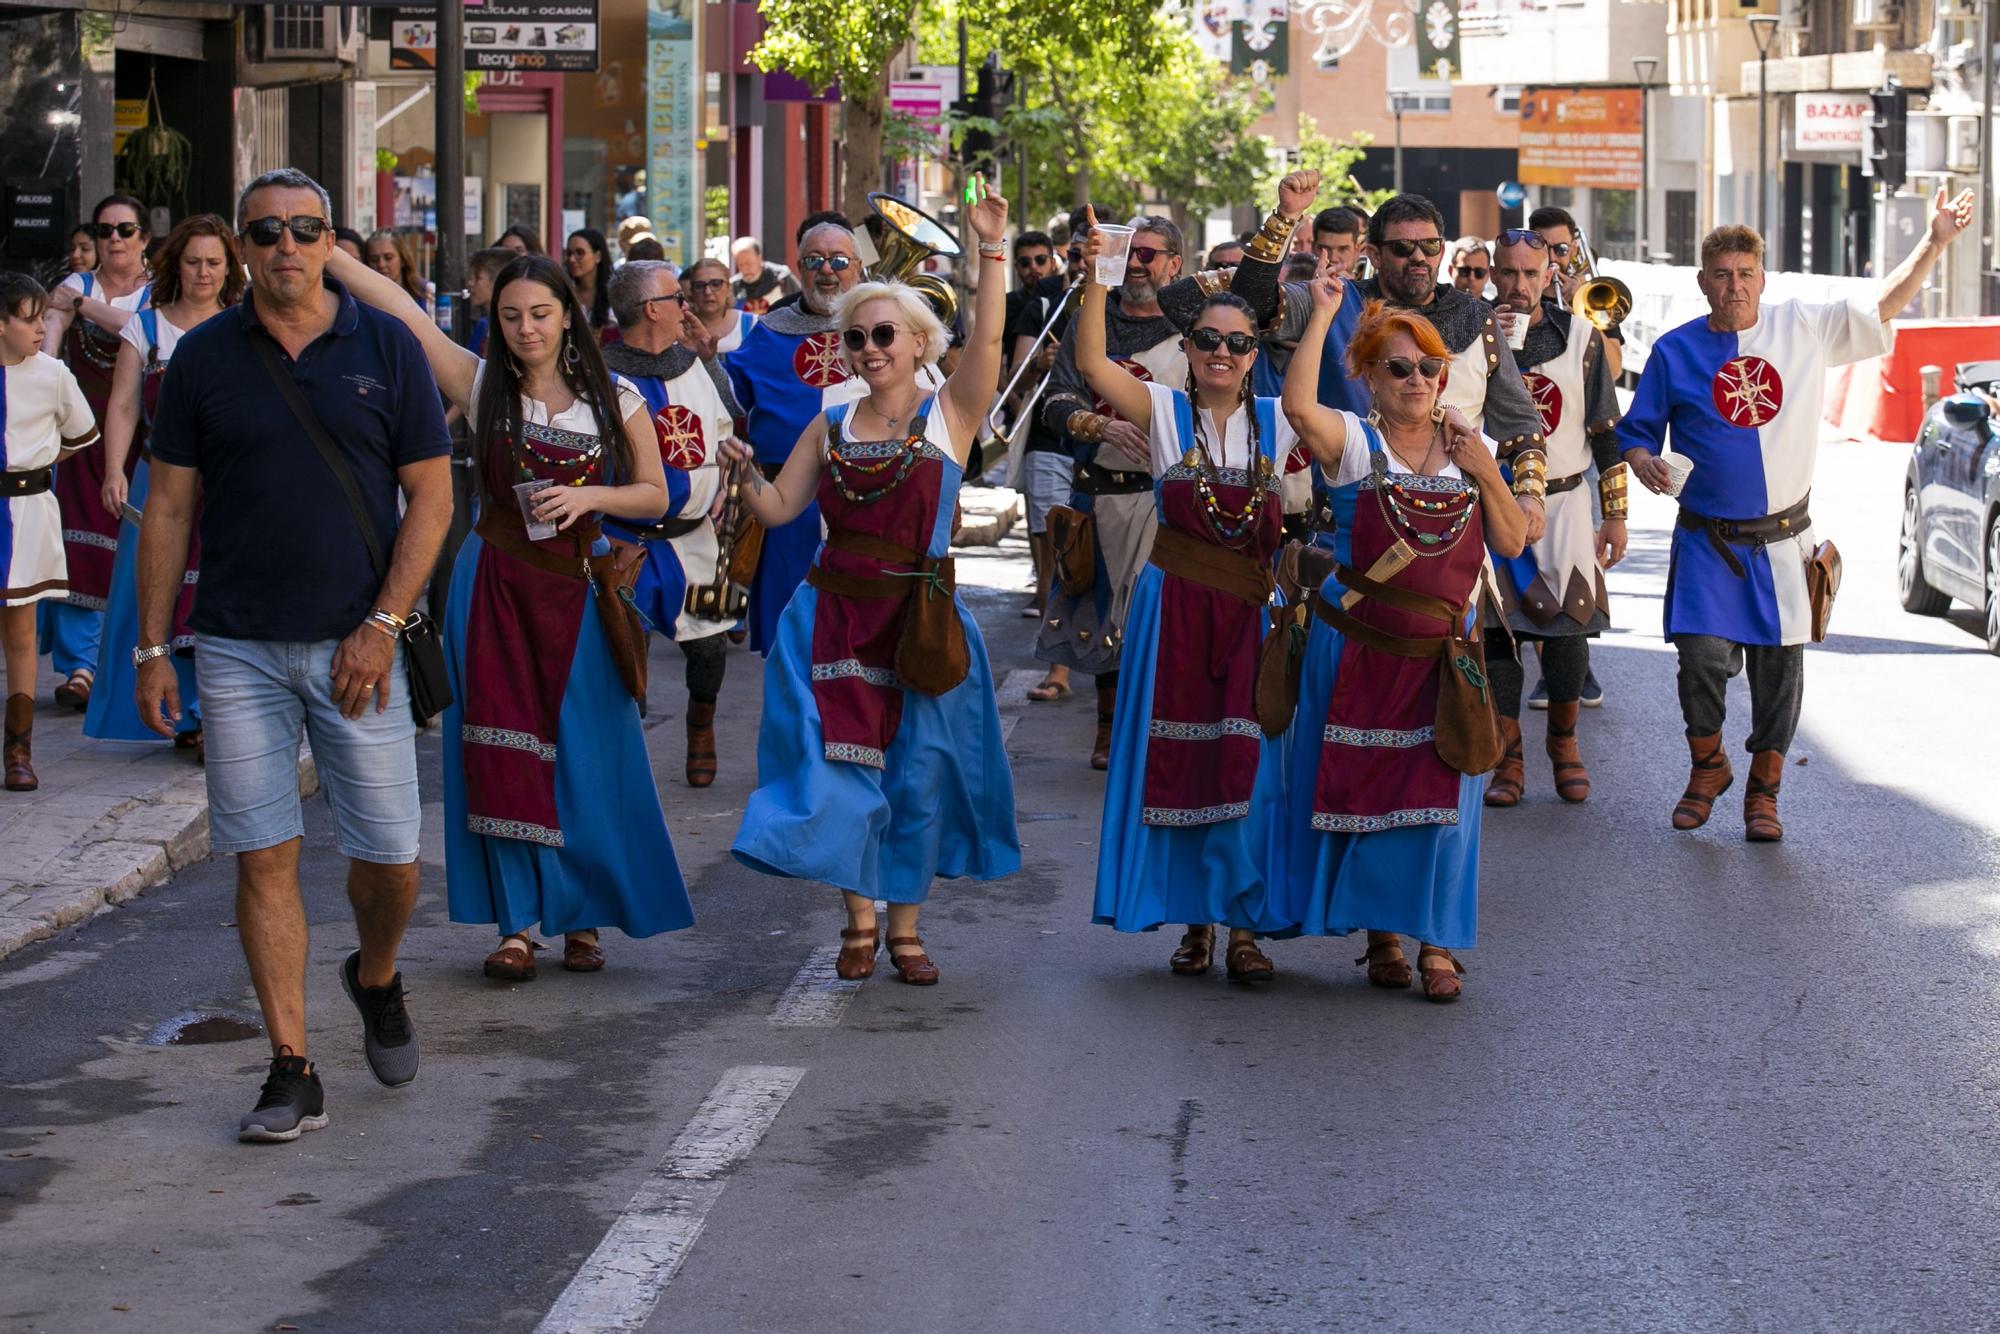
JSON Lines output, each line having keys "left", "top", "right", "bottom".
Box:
{"left": 1315, "top": 454, "right": 1489, "bottom": 831}
{"left": 1140, "top": 448, "right": 1281, "bottom": 825}
{"left": 60, "top": 316, "right": 142, "bottom": 608}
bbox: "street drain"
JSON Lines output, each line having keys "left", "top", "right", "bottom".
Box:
{"left": 148, "top": 1011, "right": 263, "bottom": 1045}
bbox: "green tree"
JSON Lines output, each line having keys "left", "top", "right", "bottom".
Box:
{"left": 1265, "top": 114, "right": 1388, "bottom": 213}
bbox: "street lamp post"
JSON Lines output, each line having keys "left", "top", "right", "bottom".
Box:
{"left": 1749, "top": 15, "right": 1780, "bottom": 242}
{"left": 1633, "top": 56, "right": 1658, "bottom": 262}
{"left": 1391, "top": 91, "right": 1407, "bottom": 194}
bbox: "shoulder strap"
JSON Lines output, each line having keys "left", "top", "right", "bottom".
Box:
{"left": 246, "top": 332, "right": 388, "bottom": 585}
{"left": 823, "top": 401, "right": 851, "bottom": 432}
{"left": 138, "top": 308, "right": 158, "bottom": 349}
{"left": 78, "top": 273, "right": 94, "bottom": 299}
{"left": 1170, "top": 388, "right": 1194, "bottom": 458}
{"left": 1253, "top": 396, "right": 1280, "bottom": 462}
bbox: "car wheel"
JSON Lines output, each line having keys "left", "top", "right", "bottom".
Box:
{"left": 1986, "top": 518, "right": 2000, "bottom": 655}
{"left": 1899, "top": 487, "right": 1952, "bottom": 615}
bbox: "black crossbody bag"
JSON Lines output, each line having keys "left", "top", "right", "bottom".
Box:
{"left": 248, "top": 335, "right": 453, "bottom": 723}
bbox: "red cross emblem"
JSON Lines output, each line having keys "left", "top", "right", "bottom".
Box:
{"left": 1092, "top": 357, "right": 1154, "bottom": 421}
{"left": 1521, "top": 371, "right": 1564, "bottom": 437}
{"left": 793, "top": 331, "right": 850, "bottom": 389}
{"left": 1711, "top": 355, "right": 1783, "bottom": 429}
{"left": 654, "top": 404, "right": 706, "bottom": 470}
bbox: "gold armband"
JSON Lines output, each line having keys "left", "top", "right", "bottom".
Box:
{"left": 1192, "top": 268, "right": 1231, "bottom": 296}
{"left": 1245, "top": 209, "right": 1302, "bottom": 265}
{"left": 1599, "top": 461, "right": 1631, "bottom": 520}
{"left": 1509, "top": 450, "right": 1548, "bottom": 502}
{"left": 1066, "top": 410, "right": 1108, "bottom": 444}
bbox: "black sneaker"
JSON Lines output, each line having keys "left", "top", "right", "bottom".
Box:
{"left": 1526, "top": 679, "right": 1550, "bottom": 711}
{"left": 238, "top": 1051, "right": 327, "bottom": 1143}
{"left": 341, "top": 950, "right": 419, "bottom": 1088}
{"left": 1580, "top": 668, "right": 1605, "bottom": 708}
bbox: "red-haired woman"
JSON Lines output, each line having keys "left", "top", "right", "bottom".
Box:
{"left": 86, "top": 215, "right": 244, "bottom": 750}
{"left": 1277, "top": 280, "right": 1527, "bottom": 1002}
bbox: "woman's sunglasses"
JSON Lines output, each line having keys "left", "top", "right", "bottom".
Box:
{"left": 841, "top": 321, "right": 902, "bottom": 352}
{"left": 804, "top": 254, "right": 855, "bottom": 272}
{"left": 1189, "top": 327, "right": 1256, "bottom": 355}
{"left": 243, "top": 215, "right": 328, "bottom": 247}
{"left": 1379, "top": 238, "right": 1445, "bottom": 260}
{"left": 688, "top": 278, "right": 728, "bottom": 293}
{"left": 1376, "top": 356, "right": 1447, "bottom": 381}
{"left": 91, "top": 222, "right": 143, "bottom": 240}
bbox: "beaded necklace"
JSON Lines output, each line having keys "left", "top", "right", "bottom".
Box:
{"left": 1188, "top": 399, "right": 1269, "bottom": 548}
{"left": 510, "top": 396, "right": 609, "bottom": 488}
{"left": 1367, "top": 416, "right": 1478, "bottom": 557}
{"left": 827, "top": 415, "right": 928, "bottom": 505}
{"left": 69, "top": 275, "right": 147, "bottom": 374}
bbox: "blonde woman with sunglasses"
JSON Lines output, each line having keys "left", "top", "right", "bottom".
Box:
{"left": 723, "top": 181, "right": 1020, "bottom": 988}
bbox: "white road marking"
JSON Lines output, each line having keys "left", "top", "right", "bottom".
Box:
{"left": 768, "top": 944, "right": 863, "bottom": 1027}
{"left": 536, "top": 1064, "right": 806, "bottom": 1333}
{"left": 995, "top": 667, "right": 1040, "bottom": 708}
{"left": 1000, "top": 714, "right": 1021, "bottom": 747}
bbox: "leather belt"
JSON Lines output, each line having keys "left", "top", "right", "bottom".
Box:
{"left": 0, "top": 468, "right": 55, "bottom": 497}
{"left": 1073, "top": 462, "right": 1152, "bottom": 496}
{"left": 1546, "top": 470, "right": 1587, "bottom": 496}
{"left": 1676, "top": 494, "right": 1810, "bottom": 579}
{"left": 621, "top": 514, "right": 706, "bottom": 541}
{"left": 1146, "top": 524, "right": 1273, "bottom": 608}
{"left": 1308, "top": 592, "right": 1453, "bottom": 660}
{"left": 804, "top": 529, "right": 954, "bottom": 600}
{"left": 474, "top": 513, "right": 600, "bottom": 579}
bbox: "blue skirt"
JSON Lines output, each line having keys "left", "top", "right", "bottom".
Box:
{"left": 748, "top": 502, "right": 820, "bottom": 656}
{"left": 441, "top": 533, "right": 692, "bottom": 939}
{"left": 1274, "top": 616, "right": 1483, "bottom": 949}
{"left": 84, "top": 458, "right": 199, "bottom": 742}
{"left": 731, "top": 583, "right": 1020, "bottom": 902}
{"left": 1091, "top": 565, "right": 1292, "bottom": 934}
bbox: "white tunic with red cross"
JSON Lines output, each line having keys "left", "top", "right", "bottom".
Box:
{"left": 1615, "top": 294, "right": 1891, "bottom": 646}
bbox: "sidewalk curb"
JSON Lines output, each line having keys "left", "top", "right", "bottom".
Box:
{"left": 954, "top": 485, "right": 1024, "bottom": 548}
{"left": 0, "top": 749, "right": 319, "bottom": 963}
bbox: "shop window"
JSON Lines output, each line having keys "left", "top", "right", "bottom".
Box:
{"left": 1665, "top": 190, "right": 1697, "bottom": 266}
{"left": 1594, "top": 189, "right": 1636, "bottom": 261}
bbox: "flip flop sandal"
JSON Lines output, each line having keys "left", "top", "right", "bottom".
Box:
{"left": 1026, "top": 679, "right": 1072, "bottom": 702}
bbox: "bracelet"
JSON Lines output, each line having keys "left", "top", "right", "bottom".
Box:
{"left": 1245, "top": 208, "right": 1301, "bottom": 265}
{"left": 1509, "top": 451, "right": 1548, "bottom": 501}
{"left": 1065, "top": 410, "right": 1108, "bottom": 444}
{"left": 369, "top": 607, "right": 408, "bottom": 631}
{"left": 364, "top": 609, "right": 406, "bottom": 640}
{"left": 1599, "top": 461, "right": 1631, "bottom": 520}
{"left": 977, "top": 241, "right": 1005, "bottom": 257}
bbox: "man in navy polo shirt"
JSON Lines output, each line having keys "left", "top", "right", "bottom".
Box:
{"left": 136, "top": 167, "right": 454, "bottom": 1144}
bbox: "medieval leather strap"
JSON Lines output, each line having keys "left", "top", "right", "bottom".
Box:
{"left": 1146, "top": 524, "right": 1275, "bottom": 608}
{"left": 1308, "top": 593, "right": 1449, "bottom": 660}
{"left": 805, "top": 529, "right": 956, "bottom": 600}
{"left": 1334, "top": 562, "right": 1461, "bottom": 627}
{"left": 1074, "top": 462, "right": 1153, "bottom": 496}
{"left": 1545, "top": 470, "right": 1587, "bottom": 496}
{"left": 1675, "top": 493, "right": 1811, "bottom": 579}
{"left": 0, "top": 468, "right": 55, "bottom": 497}
{"left": 626, "top": 514, "right": 706, "bottom": 541}
{"left": 474, "top": 513, "right": 601, "bottom": 580}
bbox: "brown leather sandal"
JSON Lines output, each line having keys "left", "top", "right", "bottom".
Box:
{"left": 836, "top": 924, "right": 879, "bottom": 980}
{"left": 1672, "top": 732, "right": 1733, "bottom": 830}
{"left": 52, "top": 671, "right": 91, "bottom": 712}
{"left": 483, "top": 933, "right": 539, "bottom": 981}
{"left": 885, "top": 936, "right": 939, "bottom": 985}
{"left": 1224, "top": 937, "right": 1276, "bottom": 982}
{"left": 562, "top": 931, "right": 606, "bottom": 972}
{"left": 1416, "top": 946, "right": 1465, "bottom": 1003}
{"left": 1168, "top": 925, "right": 1214, "bottom": 975}
{"left": 1356, "top": 932, "right": 1413, "bottom": 989}
{"left": 1484, "top": 717, "right": 1524, "bottom": 807}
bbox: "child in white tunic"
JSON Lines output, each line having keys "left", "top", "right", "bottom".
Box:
{"left": 0, "top": 274, "right": 102, "bottom": 791}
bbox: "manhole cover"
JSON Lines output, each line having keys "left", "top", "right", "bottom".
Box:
{"left": 148, "top": 1011, "right": 264, "bottom": 1045}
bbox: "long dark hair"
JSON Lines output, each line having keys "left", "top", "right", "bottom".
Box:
{"left": 498, "top": 224, "right": 544, "bottom": 255}
{"left": 1184, "top": 292, "right": 1262, "bottom": 460}
{"left": 148, "top": 214, "right": 246, "bottom": 308}
{"left": 473, "top": 255, "right": 631, "bottom": 506}
{"left": 566, "top": 228, "right": 613, "bottom": 329}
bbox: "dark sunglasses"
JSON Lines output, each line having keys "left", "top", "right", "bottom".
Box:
{"left": 688, "top": 277, "right": 728, "bottom": 293}
{"left": 804, "top": 254, "right": 854, "bottom": 272}
{"left": 1497, "top": 229, "right": 1547, "bottom": 249}
{"left": 641, "top": 291, "right": 687, "bottom": 309}
{"left": 841, "top": 321, "right": 901, "bottom": 351}
{"left": 1380, "top": 238, "right": 1445, "bottom": 259}
{"left": 1014, "top": 252, "right": 1051, "bottom": 267}
{"left": 1548, "top": 241, "right": 1575, "bottom": 257}
{"left": 1129, "top": 246, "right": 1171, "bottom": 266}
{"left": 243, "top": 215, "right": 328, "bottom": 247}
{"left": 1455, "top": 266, "right": 1489, "bottom": 278}
{"left": 91, "top": 221, "right": 142, "bottom": 240}
{"left": 1377, "top": 355, "right": 1447, "bottom": 381}
{"left": 1189, "top": 327, "right": 1256, "bottom": 355}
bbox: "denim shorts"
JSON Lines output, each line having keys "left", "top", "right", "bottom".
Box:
{"left": 1022, "top": 449, "right": 1075, "bottom": 535}
{"left": 195, "top": 635, "right": 422, "bottom": 863}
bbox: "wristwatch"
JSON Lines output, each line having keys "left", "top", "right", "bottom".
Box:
{"left": 133, "top": 643, "right": 172, "bottom": 667}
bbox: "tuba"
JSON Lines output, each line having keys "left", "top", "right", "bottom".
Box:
{"left": 867, "top": 192, "right": 962, "bottom": 326}
{"left": 1563, "top": 228, "right": 1633, "bottom": 333}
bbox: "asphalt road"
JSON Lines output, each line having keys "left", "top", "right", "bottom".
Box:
{"left": 6, "top": 435, "right": 2000, "bottom": 1333}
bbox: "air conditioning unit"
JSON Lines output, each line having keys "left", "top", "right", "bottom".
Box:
{"left": 1949, "top": 114, "right": 1982, "bottom": 173}
{"left": 1853, "top": 0, "right": 1902, "bottom": 30}
{"left": 262, "top": 5, "right": 365, "bottom": 63}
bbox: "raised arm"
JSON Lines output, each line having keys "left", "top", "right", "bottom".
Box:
{"left": 1880, "top": 187, "right": 1973, "bottom": 323}
{"left": 941, "top": 177, "right": 1011, "bottom": 456}
{"left": 1073, "top": 214, "right": 1154, "bottom": 432}
{"left": 326, "top": 248, "right": 479, "bottom": 413}
{"left": 1282, "top": 274, "right": 1351, "bottom": 470}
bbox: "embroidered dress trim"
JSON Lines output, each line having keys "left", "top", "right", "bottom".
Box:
{"left": 1149, "top": 716, "right": 1262, "bottom": 742}
{"left": 62, "top": 593, "right": 107, "bottom": 611}
{"left": 1359, "top": 472, "right": 1474, "bottom": 499}
{"left": 1142, "top": 800, "right": 1251, "bottom": 826}
{"left": 1160, "top": 462, "right": 1280, "bottom": 493}
{"left": 824, "top": 741, "right": 887, "bottom": 768}
{"left": 467, "top": 814, "right": 566, "bottom": 847}
{"left": 182, "top": 570, "right": 199, "bottom": 585}
{"left": 832, "top": 438, "right": 949, "bottom": 464}
{"left": 523, "top": 420, "right": 605, "bottom": 453}
{"left": 1322, "top": 723, "right": 1436, "bottom": 748}
{"left": 63, "top": 529, "right": 118, "bottom": 552}
{"left": 1312, "top": 807, "right": 1461, "bottom": 833}
{"left": 811, "top": 658, "right": 902, "bottom": 688}
{"left": 461, "top": 724, "right": 558, "bottom": 763}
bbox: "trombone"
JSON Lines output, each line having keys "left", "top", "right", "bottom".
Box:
{"left": 1563, "top": 228, "right": 1633, "bottom": 333}
{"left": 974, "top": 277, "right": 1081, "bottom": 476}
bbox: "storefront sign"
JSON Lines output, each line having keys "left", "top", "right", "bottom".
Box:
{"left": 393, "top": 2, "right": 601, "bottom": 74}
{"left": 646, "top": 0, "right": 698, "bottom": 265}
{"left": 888, "top": 80, "right": 947, "bottom": 156}
{"left": 1518, "top": 88, "right": 1643, "bottom": 190}
{"left": 6, "top": 179, "right": 64, "bottom": 258}
{"left": 1794, "top": 91, "right": 1871, "bottom": 154}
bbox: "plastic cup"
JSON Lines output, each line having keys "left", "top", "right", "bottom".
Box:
{"left": 515, "top": 479, "right": 559, "bottom": 541}
{"left": 1093, "top": 224, "right": 1135, "bottom": 287}
{"left": 1499, "top": 310, "right": 1529, "bottom": 350}
{"left": 1661, "top": 452, "right": 1694, "bottom": 498}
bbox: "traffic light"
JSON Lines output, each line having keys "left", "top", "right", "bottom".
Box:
{"left": 1870, "top": 82, "right": 1908, "bottom": 192}
{"left": 960, "top": 55, "right": 1012, "bottom": 175}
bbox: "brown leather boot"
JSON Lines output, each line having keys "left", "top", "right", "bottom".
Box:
{"left": 1744, "top": 749, "right": 1785, "bottom": 842}
{"left": 4, "top": 694, "right": 35, "bottom": 792}
{"left": 1545, "top": 699, "right": 1590, "bottom": 803}
{"left": 1671, "top": 732, "right": 1733, "bottom": 830}
{"left": 1484, "top": 716, "right": 1525, "bottom": 807}
{"left": 685, "top": 699, "right": 716, "bottom": 788}
{"left": 1091, "top": 682, "right": 1116, "bottom": 771}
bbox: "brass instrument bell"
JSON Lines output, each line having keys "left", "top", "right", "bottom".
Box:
{"left": 1563, "top": 227, "right": 1633, "bottom": 333}
{"left": 867, "top": 192, "right": 962, "bottom": 325}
